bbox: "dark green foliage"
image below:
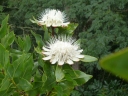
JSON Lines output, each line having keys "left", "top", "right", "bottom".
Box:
{"left": 1, "top": 0, "right": 128, "bottom": 95}
{"left": 71, "top": 79, "right": 128, "bottom": 96}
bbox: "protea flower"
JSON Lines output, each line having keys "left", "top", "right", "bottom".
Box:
{"left": 38, "top": 9, "right": 70, "bottom": 27}
{"left": 42, "top": 35, "right": 84, "bottom": 65}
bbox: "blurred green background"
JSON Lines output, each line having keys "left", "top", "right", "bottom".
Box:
{"left": 0, "top": 0, "right": 128, "bottom": 95}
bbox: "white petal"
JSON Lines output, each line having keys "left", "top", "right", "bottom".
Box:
{"left": 73, "top": 45, "right": 79, "bottom": 50}
{"left": 57, "top": 20, "right": 63, "bottom": 25}
{"left": 78, "top": 49, "right": 83, "bottom": 53}
{"left": 46, "top": 21, "right": 52, "bottom": 27}
{"left": 42, "top": 52, "right": 50, "bottom": 55}
{"left": 67, "top": 59, "right": 73, "bottom": 65}
{"left": 76, "top": 55, "right": 84, "bottom": 58}
{"left": 58, "top": 60, "right": 64, "bottom": 65}
{"left": 42, "top": 14, "right": 49, "bottom": 21}
{"left": 62, "top": 22, "right": 70, "bottom": 26}
{"left": 43, "top": 56, "right": 51, "bottom": 60}
{"left": 51, "top": 61, "right": 56, "bottom": 64}
{"left": 72, "top": 57, "right": 79, "bottom": 61}
{"left": 52, "top": 22, "right": 61, "bottom": 27}
{"left": 54, "top": 18, "right": 62, "bottom": 25}
{"left": 50, "top": 57, "right": 57, "bottom": 64}
{"left": 52, "top": 24, "right": 58, "bottom": 27}
{"left": 43, "top": 47, "right": 50, "bottom": 51}
{"left": 38, "top": 21, "right": 45, "bottom": 25}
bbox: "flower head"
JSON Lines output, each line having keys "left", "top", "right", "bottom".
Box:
{"left": 42, "top": 36, "right": 84, "bottom": 65}
{"left": 38, "top": 9, "right": 70, "bottom": 27}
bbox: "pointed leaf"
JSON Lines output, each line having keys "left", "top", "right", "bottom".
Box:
{"left": 31, "top": 31, "right": 44, "bottom": 47}
{"left": 74, "top": 70, "right": 92, "bottom": 85}
{"left": 23, "top": 35, "right": 31, "bottom": 52}
{"left": 18, "top": 78, "right": 33, "bottom": 91}
{"left": 55, "top": 66, "right": 65, "bottom": 82}
{"left": 81, "top": 55, "right": 98, "bottom": 62}
{"left": 27, "top": 82, "right": 43, "bottom": 96}
{"left": 30, "top": 16, "right": 38, "bottom": 24}
{"left": 43, "top": 25, "right": 50, "bottom": 41}
{"left": 15, "top": 35, "right": 31, "bottom": 52}
{"left": 0, "top": 44, "right": 9, "bottom": 68}
{"left": 0, "top": 76, "right": 10, "bottom": 91}
{"left": 0, "top": 15, "right": 9, "bottom": 39}
{"left": 63, "top": 64, "right": 92, "bottom": 85}
{"left": 51, "top": 81, "right": 75, "bottom": 96}
{"left": 100, "top": 48, "right": 128, "bottom": 81}
{"left": 1, "top": 31, "right": 15, "bottom": 48}
{"left": 12, "top": 54, "right": 34, "bottom": 80}
{"left": 42, "top": 62, "right": 56, "bottom": 92}
{"left": 10, "top": 49, "right": 22, "bottom": 62}
{"left": 58, "top": 23, "right": 78, "bottom": 35}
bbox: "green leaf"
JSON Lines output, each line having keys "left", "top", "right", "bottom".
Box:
{"left": 23, "top": 35, "right": 31, "bottom": 52}
{"left": 73, "top": 70, "right": 92, "bottom": 85}
{"left": 51, "top": 85, "right": 63, "bottom": 96}
{"left": 30, "top": 16, "right": 38, "bottom": 24}
{"left": 43, "top": 61, "right": 55, "bottom": 76}
{"left": 34, "top": 47, "right": 42, "bottom": 54}
{"left": 10, "top": 49, "right": 22, "bottom": 62}
{"left": 0, "top": 44, "right": 9, "bottom": 68}
{"left": 6, "top": 64, "right": 14, "bottom": 78}
{"left": 65, "top": 75, "right": 78, "bottom": 86}
{"left": 63, "top": 64, "right": 92, "bottom": 85}
{"left": 43, "top": 25, "right": 50, "bottom": 41}
{"left": 15, "top": 35, "right": 31, "bottom": 52}
{"left": 54, "top": 27, "right": 59, "bottom": 34}
{"left": 27, "top": 81, "right": 43, "bottom": 96}
{"left": 55, "top": 66, "right": 65, "bottom": 82}
{"left": 42, "top": 75, "right": 56, "bottom": 92}
{"left": 51, "top": 80, "right": 75, "bottom": 96}
{"left": 63, "top": 64, "right": 77, "bottom": 79}
{"left": 100, "top": 48, "right": 128, "bottom": 81}
{"left": 58, "top": 23, "right": 78, "bottom": 35}
{"left": 31, "top": 31, "right": 44, "bottom": 47}
{"left": 18, "top": 78, "right": 33, "bottom": 91}
{"left": 63, "top": 64, "right": 76, "bottom": 76}
{"left": 15, "top": 36, "right": 24, "bottom": 50}
{"left": 21, "top": 54, "right": 34, "bottom": 80}
{"left": 42, "top": 73, "right": 47, "bottom": 82}
{"left": 81, "top": 55, "right": 98, "bottom": 62}
{"left": 0, "top": 76, "right": 11, "bottom": 91}
{"left": 1, "top": 31, "right": 15, "bottom": 48}
{"left": 0, "top": 15, "right": 9, "bottom": 39}
{"left": 42, "top": 62, "right": 56, "bottom": 92}
{"left": 11, "top": 54, "right": 34, "bottom": 80}
{"left": 12, "top": 54, "right": 28, "bottom": 78}
{"left": 0, "top": 73, "right": 4, "bottom": 83}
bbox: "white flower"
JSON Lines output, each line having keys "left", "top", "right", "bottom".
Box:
{"left": 38, "top": 9, "right": 70, "bottom": 27}
{"left": 42, "top": 36, "right": 84, "bottom": 65}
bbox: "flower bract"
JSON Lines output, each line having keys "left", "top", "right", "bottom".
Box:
{"left": 38, "top": 9, "right": 70, "bottom": 27}
{"left": 42, "top": 36, "right": 84, "bottom": 65}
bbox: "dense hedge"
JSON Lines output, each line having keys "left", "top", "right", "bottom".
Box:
{"left": 1, "top": 0, "right": 128, "bottom": 95}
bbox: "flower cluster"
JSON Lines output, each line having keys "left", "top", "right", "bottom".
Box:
{"left": 42, "top": 36, "right": 84, "bottom": 65}
{"left": 38, "top": 9, "right": 70, "bottom": 27}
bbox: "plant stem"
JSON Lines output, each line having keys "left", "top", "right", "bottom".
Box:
{"left": 51, "top": 27, "right": 55, "bottom": 36}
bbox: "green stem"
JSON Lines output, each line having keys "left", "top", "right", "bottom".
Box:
{"left": 51, "top": 27, "right": 55, "bottom": 36}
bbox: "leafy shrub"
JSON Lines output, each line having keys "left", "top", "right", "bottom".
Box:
{"left": 1, "top": 0, "right": 128, "bottom": 95}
